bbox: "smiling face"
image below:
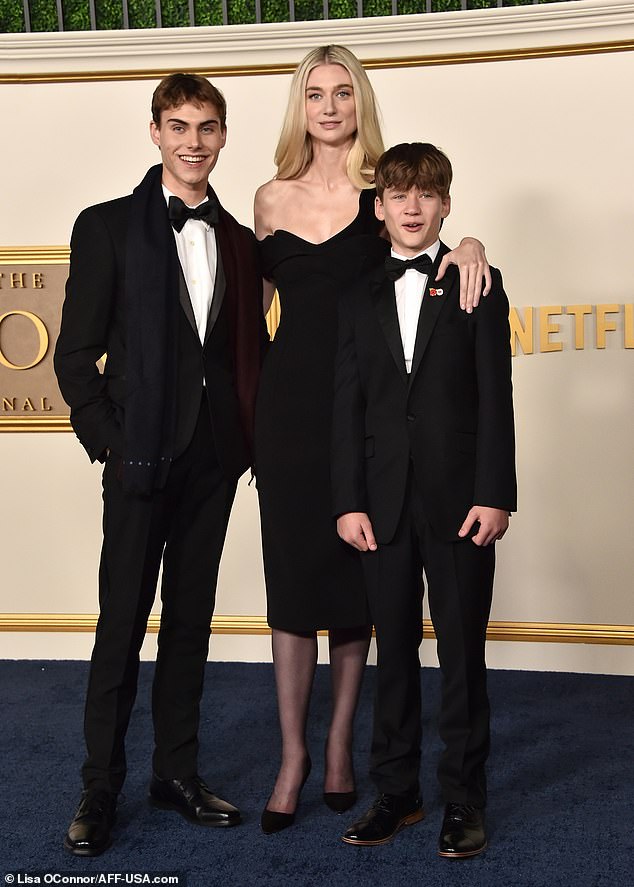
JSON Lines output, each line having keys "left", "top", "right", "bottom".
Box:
{"left": 150, "top": 100, "right": 226, "bottom": 203}
{"left": 304, "top": 63, "right": 357, "bottom": 148}
{"left": 375, "top": 186, "right": 450, "bottom": 257}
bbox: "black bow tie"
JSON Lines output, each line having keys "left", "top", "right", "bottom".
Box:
{"left": 385, "top": 253, "right": 433, "bottom": 281}
{"left": 168, "top": 195, "right": 219, "bottom": 232}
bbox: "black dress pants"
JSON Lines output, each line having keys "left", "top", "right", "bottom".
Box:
{"left": 361, "top": 478, "right": 495, "bottom": 808}
{"left": 82, "top": 403, "right": 237, "bottom": 792}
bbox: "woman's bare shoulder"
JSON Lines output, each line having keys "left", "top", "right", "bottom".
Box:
{"left": 254, "top": 179, "right": 304, "bottom": 238}
{"left": 255, "top": 178, "right": 300, "bottom": 207}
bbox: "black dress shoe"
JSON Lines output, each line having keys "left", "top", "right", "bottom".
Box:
{"left": 149, "top": 775, "right": 241, "bottom": 827}
{"left": 342, "top": 793, "right": 424, "bottom": 846}
{"left": 63, "top": 788, "right": 117, "bottom": 857}
{"left": 438, "top": 803, "right": 487, "bottom": 858}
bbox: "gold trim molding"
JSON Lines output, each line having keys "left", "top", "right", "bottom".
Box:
{"left": 0, "top": 246, "right": 70, "bottom": 265}
{"left": 1, "top": 614, "right": 632, "bottom": 645}
{"left": 0, "top": 416, "right": 72, "bottom": 431}
{"left": 2, "top": 39, "right": 633, "bottom": 85}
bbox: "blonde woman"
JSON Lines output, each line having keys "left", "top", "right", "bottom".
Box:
{"left": 254, "top": 45, "right": 490, "bottom": 834}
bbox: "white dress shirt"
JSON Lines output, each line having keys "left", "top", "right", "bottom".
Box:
{"left": 163, "top": 185, "right": 217, "bottom": 344}
{"left": 392, "top": 240, "right": 440, "bottom": 373}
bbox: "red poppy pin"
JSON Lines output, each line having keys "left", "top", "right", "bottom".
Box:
{"left": 429, "top": 288, "right": 443, "bottom": 297}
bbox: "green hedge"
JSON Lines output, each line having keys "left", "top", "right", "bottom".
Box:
{"left": 1, "top": 0, "right": 24, "bottom": 29}
{"left": 0, "top": 0, "right": 576, "bottom": 32}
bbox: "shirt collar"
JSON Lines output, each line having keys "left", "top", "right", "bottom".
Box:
{"left": 390, "top": 239, "right": 440, "bottom": 263}
{"left": 161, "top": 183, "right": 209, "bottom": 210}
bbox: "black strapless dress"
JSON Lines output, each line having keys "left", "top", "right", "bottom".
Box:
{"left": 255, "top": 189, "right": 387, "bottom": 631}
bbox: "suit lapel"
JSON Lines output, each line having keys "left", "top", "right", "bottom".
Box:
{"left": 408, "top": 244, "right": 456, "bottom": 386}
{"left": 373, "top": 274, "right": 408, "bottom": 385}
{"left": 177, "top": 237, "right": 226, "bottom": 345}
{"left": 204, "top": 248, "right": 226, "bottom": 345}
{"left": 178, "top": 271, "right": 197, "bottom": 333}
{"left": 204, "top": 186, "right": 226, "bottom": 345}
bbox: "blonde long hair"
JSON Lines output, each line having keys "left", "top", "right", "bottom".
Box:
{"left": 274, "top": 45, "right": 385, "bottom": 190}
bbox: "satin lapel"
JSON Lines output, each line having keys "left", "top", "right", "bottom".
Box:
{"left": 373, "top": 275, "right": 408, "bottom": 384}
{"left": 204, "top": 247, "right": 226, "bottom": 345}
{"left": 178, "top": 271, "right": 197, "bottom": 334}
{"left": 408, "top": 245, "right": 455, "bottom": 386}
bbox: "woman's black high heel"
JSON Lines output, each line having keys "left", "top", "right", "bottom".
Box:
{"left": 323, "top": 788, "right": 357, "bottom": 814}
{"left": 323, "top": 739, "right": 357, "bottom": 813}
{"left": 261, "top": 757, "right": 312, "bottom": 834}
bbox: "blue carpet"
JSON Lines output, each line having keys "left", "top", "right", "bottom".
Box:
{"left": 1, "top": 661, "right": 632, "bottom": 886}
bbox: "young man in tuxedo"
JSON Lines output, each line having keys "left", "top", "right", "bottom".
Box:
{"left": 55, "top": 74, "right": 267, "bottom": 856}
{"left": 332, "top": 143, "right": 516, "bottom": 857}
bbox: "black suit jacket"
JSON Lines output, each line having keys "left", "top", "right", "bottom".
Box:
{"left": 54, "top": 182, "right": 266, "bottom": 481}
{"left": 331, "top": 243, "right": 517, "bottom": 544}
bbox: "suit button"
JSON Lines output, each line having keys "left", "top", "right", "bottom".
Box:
{"left": 407, "top": 413, "right": 415, "bottom": 422}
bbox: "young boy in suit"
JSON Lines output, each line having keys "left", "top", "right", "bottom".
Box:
{"left": 332, "top": 142, "right": 516, "bottom": 857}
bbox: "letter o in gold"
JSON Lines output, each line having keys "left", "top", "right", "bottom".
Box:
{"left": 0, "top": 310, "right": 49, "bottom": 370}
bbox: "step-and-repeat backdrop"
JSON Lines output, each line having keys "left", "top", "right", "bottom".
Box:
{"left": 1, "top": 3, "right": 632, "bottom": 671}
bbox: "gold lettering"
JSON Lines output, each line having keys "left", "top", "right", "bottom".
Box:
{"left": 0, "top": 311, "right": 49, "bottom": 370}
{"left": 624, "top": 304, "right": 634, "bottom": 349}
{"left": 595, "top": 304, "right": 620, "bottom": 349}
{"left": 509, "top": 307, "right": 533, "bottom": 356}
{"left": 565, "top": 305, "right": 592, "bottom": 350}
{"left": 0, "top": 272, "right": 44, "bottom": 288}
{"left": 539, "top": 306, "right": 563, "bottom": 353}
{"left": 1, "top": 396, "right": 54, "bottom": 412}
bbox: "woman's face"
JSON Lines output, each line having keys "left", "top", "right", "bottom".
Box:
{"left": 304, "top": 63, "right": 357, "bottom": 147}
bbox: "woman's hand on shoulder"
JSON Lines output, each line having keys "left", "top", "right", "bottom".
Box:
{"left": 436, "top": 237, "right": 491, "bottom": 313}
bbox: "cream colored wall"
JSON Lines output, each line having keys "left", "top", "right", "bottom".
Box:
{"left": 1, "top": 1, "right": 633, "bottom": 672}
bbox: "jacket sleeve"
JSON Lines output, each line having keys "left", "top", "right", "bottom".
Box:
{"left": 473, "top": 267, "right": 517, "bottom": 512}
{"left": 250, "top": 229, "right": 271, "bottom": 362}
{"left": 54, "top": 206, "right": 125, "bottom": 462}
{"left": 331, "top": 292, "right": 368, "bottom": 518}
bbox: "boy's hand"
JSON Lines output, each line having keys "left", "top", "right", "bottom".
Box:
{"left": 436, "top": 237, "right": 491, "bottom": 313}
{"left": 337, "top": 512, "right": 378, "bottom": 552}
{"left": 458, "top": 506, "right": 509, "bottom": 546}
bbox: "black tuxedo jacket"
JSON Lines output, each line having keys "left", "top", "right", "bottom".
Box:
{"left": 331, "top": 243, "right": 517, "bottom": 544}
{"left": 55, "top": 181, "right": 266, "bottom": 482}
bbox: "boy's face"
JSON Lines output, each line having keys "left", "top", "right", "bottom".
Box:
{"left": 375, "top": 185, "right": 450, "bottom": 257}
{"left": 150, "top": 100, "right": 226, "bottom": 200}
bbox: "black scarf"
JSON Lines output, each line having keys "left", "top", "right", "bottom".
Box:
{"left": 123, "top": 165, "right": 179, "bottom": 494}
